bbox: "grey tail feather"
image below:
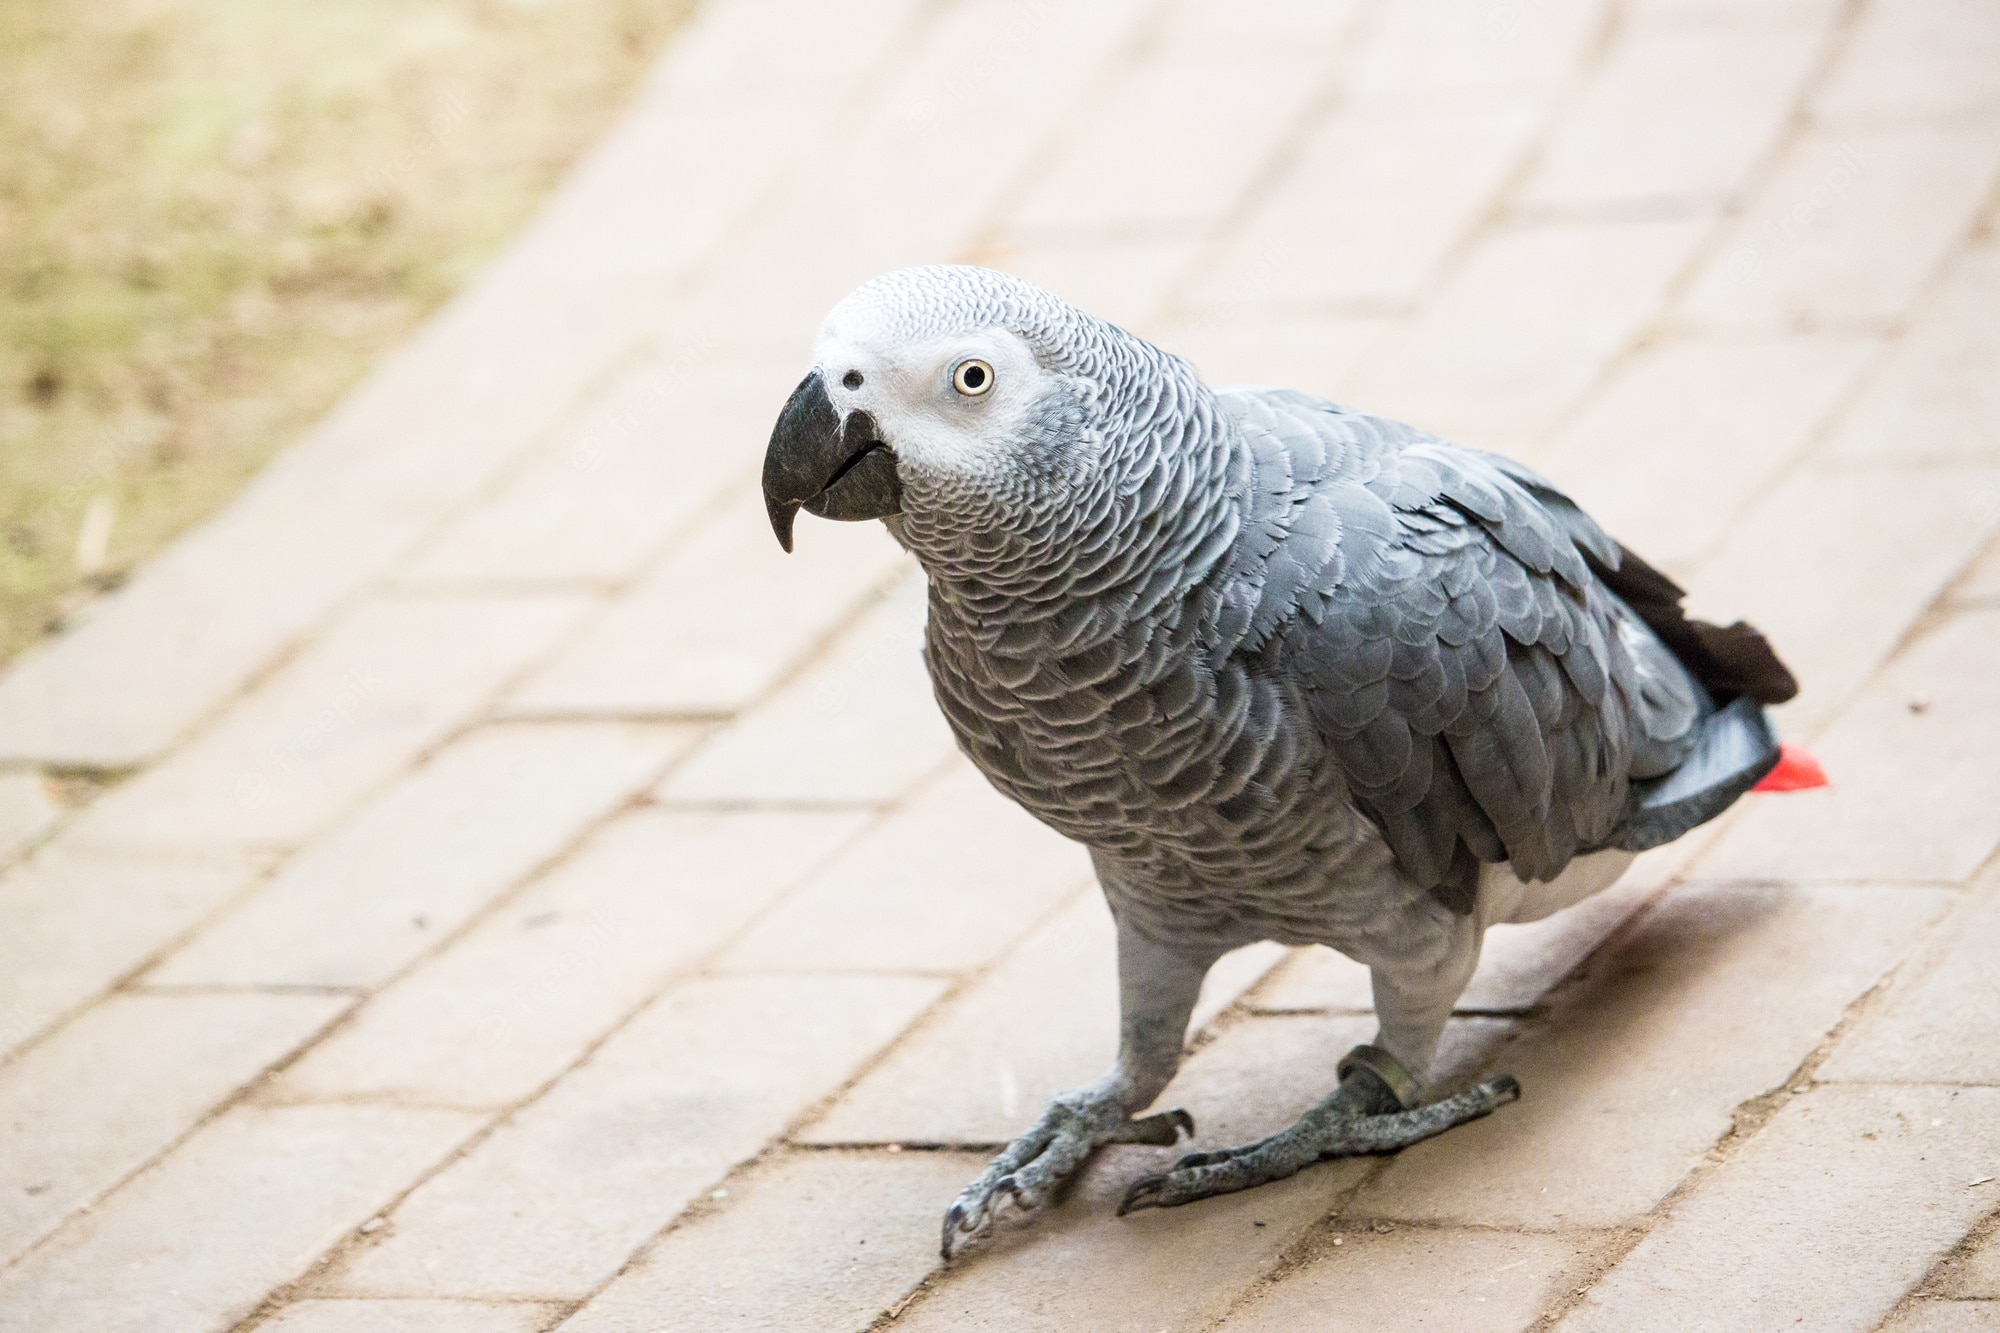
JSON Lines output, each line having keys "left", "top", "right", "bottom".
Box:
{"left": 1618, "top": 696, "right": 1781, "bottom": 852}
{"left": 1589, "top": 543, "right": 1799, "bottom": 706}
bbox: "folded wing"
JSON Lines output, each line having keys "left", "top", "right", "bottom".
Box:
{"left": 1215, "top": 388, "right": 1782, "bottom": 911}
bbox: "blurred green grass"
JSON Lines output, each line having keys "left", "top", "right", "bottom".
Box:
{"left": 0, "top": 0, "right": 697, "bottom": 661}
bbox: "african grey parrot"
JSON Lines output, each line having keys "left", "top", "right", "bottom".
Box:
{"left": 760, "top": 265, "right": 1799, "bottom": 1258}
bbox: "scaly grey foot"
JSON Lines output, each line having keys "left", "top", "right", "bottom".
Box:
{"left": 942, "top": 1095, "right": 1194, "bottom": 1259}
{"left": 1118, "top": 1046, "right": 1519, "bottom": 1215}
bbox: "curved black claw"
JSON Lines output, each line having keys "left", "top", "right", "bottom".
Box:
{"left": 1119, "top": 1075, "right": 1521, "bottom": 1216}
{"left": 1117, "top": 1171, "right": 1175, "bottom": 1216}
{"left": 942, "top": 1102, "right": 1195, "bottom": 1259}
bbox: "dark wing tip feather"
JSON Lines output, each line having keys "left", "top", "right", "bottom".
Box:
{"left": 1588, "top": 543, "right": 1799, "bottom": 706}
{"left": 1689, "top": 620, "right": 1799, "bottom": 705}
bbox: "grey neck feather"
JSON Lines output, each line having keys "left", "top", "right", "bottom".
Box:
{"left": 873, "top": 277, "right": 1242, "bottom": 658}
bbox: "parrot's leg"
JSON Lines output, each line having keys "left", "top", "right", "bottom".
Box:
{"left": 1120, "top": 937, "right": 1517, "bottom": 1214}
{"left": 1117, "top": 1047, "right": 1518, "bottom": 1213}
{"left": 941, "top": 920, "right": 1216, "bottom": 1259}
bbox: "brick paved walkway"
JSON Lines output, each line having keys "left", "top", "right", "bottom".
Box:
{"left": 3, "top": 0, "right": 1999, "bottom": 1328}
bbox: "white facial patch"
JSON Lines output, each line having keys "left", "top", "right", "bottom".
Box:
{"left": 809, "top": 319, "right": 1049, "bottom": 480}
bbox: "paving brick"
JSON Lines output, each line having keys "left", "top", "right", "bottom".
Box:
{"left": 1813, "top": 0, "right": 2000, "bottom": 125}
{"left": 1253, "top": 943, "right": 1376, "bottom": 1014}
{"left": 0, "top": 773, "right": 58, "bottom": 867}
{"left": 714, "top": 759, "right": 1094, "bottom": 973}
{"left": 520, "top": 99, "right": 795, "bottom": 294}
{"left": 1347, "top": 0, "right": 1606, "bottom": 98}
{"left": 558, "top": 1150, "right": 970, "bottom": 1333}
{"left": 1464, "top": 878, "right": 1661, "bottom": 1015}
{"left": 1197, "top": 94, "right": 1546, "bottom": 312}
{"left": 1559, "top": 1085, "right": 2000, "bottom": 1333}
{"left": 0, "top": 991, "right": 349, "bottom": 1267}
{"left": 0, "top": 236, "right": 669, "bottom": 774}
{"left": 0, "top": 501, "right": 410, "bottom": 772}
{"left": 657, "top": 570, "right": 955, "bottom": 807}
{"left": 1161, "top": 0, "right": 1362, "bottom": 52}
{"left": 0, "top": 850, "right": 265, "bottom": 1061}
{"left": 1007, "top": 42, "right": 1333, "bottom": 235}
{"left": 459, "top": 0, "right": 933, "bottom": 300}
{"left": 798, "top": 891, "right": 1285, "bottom": 1145}
{"left": 1940, "top": 1221, "right": 2000, "bottom": 1298}
{"left": 271, "top": 807, "right": 866, "bottom": 1108}
{"left": 654, "top": 0, "right": 928, "bottom": 115}
{"left": 789, "top": 884, "right": 1108, "bottom": 1147}
{"left": 1258, "top": 868, "right": 1663, "bottom": 1017}
{"left": 1881, "top": 1302, "right": 2000, "bottom": 1333}
{"left": 1818, "top": 869, "right": 2000, "bottom": 1084}
{"left": 1347, "top": 218, "right": 1709, "bottom": 451}
{"left": 0, "top": 1103, "right": 479, "bottom": 1333}
{"left": 148, "top": 723, "right": 698, "bottom": 990}
{"left": 1200, "top": 943, "right": 1295, "bottom": 1029}
{"left": 1824, "top": 242, "right": 2000, "bottom": 466}
{"left": 1356, "top": 881, "right": 1952, "bottom": 1229}
{"left": 1962, "top": 536, "right": 2000, "bottom": 604}
{"left": 1624, "top": 0, "right": 1840, "bottom": 14}
{"left": 1700, "top": 610, "right": 2000, "bottom": 882}
{"left": 468, "top": 0, "right": 937, "bottom": 389}
{"left": 1150, "top": 314, "right": 1393, "bottom": 404}
{"left": 327, "top": 974, "right": 942, "bottom": 1300}
{"left": 988, "top": 238, "right": 1202, "bottom": 335}
{"left": 0, "top": 0, "right": 932, "bottom": 776}
{"left": 404, "top": 352, "right": 793, "bottom": 585}
{"left": 891, "top": 1014, "right": 1508, "bottom": 1333}
{"left": 507, "top": 489, "right": 910, "bottom": 718}
{"left": 1527, "top": 332, "right": 1881, "bottom": 571}
{"left": 1214, "top": 1226, "right": 1604, "bottom": 1333}
{"left": 67, "top": 594, "right": 594, "bottom": 855}
{"left": 1681, "top": 471, "right": 2000, "bottom": 734}
{"left": 662, "top": 0, "right": 1156, "bottom": 351}
{"left": 1679, "top": 121, "right": 2000, "bottom": 331}
{"left": 260, "top": 1300, "right": 560, "bottom": 1333}
{"left": 1520, "top": 13, "right": 1828, "bottom": 208}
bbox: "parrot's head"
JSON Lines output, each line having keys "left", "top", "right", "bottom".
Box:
{"left": 761, "top": 265, "right": 1174, "bottom": 559}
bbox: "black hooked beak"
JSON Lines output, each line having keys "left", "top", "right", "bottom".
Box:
{"left": 761, "top": 370, "right": 903, "bottom": 552}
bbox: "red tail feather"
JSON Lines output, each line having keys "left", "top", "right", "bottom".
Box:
{"left": 1753, "top": 743, "right": 1829, "bottom": 793}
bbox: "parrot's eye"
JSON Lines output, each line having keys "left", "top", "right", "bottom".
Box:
{"left": 952, "top": 359, "right": 995, "bottom": 397}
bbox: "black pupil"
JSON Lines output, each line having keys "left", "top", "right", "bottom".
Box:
{"left": 963, "top": 364, "right": 986, "bottom": 389}
{"left": 842, "top": 370, "right": 864, "bottom": 389}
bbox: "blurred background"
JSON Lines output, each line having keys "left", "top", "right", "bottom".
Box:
{"left": 1, "top": 0, "right": 694, "bottom": 660}
{"left": 1, "top": 1, "right": 1998, "bottom": 1330}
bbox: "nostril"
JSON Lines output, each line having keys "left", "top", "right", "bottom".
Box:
{"left": 842, "top": 370, "right": 864, "bottom": 390}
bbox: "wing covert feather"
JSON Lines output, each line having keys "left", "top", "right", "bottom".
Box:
{"left": 1218, "top": 388, "right": 1700, "bottom": 900}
